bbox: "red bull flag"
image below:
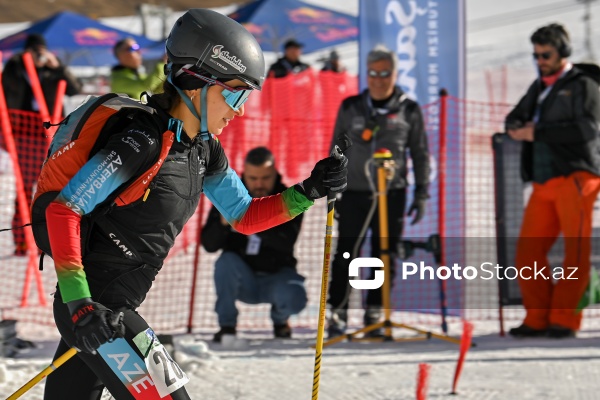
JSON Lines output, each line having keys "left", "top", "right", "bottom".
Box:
{"left": 0, "top": 11, "right": 164, "bottom": 66}
{"left": 228, "top": 0, "right": 358, "bottom": 53}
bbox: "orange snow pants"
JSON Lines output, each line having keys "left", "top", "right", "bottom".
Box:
{"left": 516, "top": 171, "right": 600, "bottom": 331}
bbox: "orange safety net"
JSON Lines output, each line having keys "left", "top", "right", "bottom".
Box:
{"left": 2, "top": 72, "right": 600, "bottom": 338}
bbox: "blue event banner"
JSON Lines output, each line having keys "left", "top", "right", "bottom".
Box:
{"left": 358, "top": 0, "right": 465, "bottom": 103}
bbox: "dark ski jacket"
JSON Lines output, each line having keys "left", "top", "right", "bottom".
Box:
{"left": 505, "top": 63, "right": 600, "bottom": 183}
{"left": 202, "top": 174, "right": 303, "bottom": 274}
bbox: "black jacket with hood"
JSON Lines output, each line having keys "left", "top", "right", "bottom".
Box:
{"left": 505, "top": 63, "right": 600, "bottom": 183}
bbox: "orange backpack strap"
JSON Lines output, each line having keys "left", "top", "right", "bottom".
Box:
{"left": 113, "top": 130, "right": 175, "bottom": 207}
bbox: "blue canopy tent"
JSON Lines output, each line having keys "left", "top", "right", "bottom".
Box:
{"left": 0, "top": 11, "right": 165, "bottom": 67}
{"left": 228, "top": 0, "right": 358, "bottom": 53}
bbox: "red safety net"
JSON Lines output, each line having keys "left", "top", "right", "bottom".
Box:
{"left": 1, "top": 70, "right": 599, "bottom": 339}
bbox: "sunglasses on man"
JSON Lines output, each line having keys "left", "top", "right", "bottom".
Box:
{"left": 182, "top": 68, "right": 253, "bottom": 111}
{"left": 532, "top": 51, "right": 553, "bottom": 60}
{"left": 367, "top": 69, "right": 392, "bottom": 78}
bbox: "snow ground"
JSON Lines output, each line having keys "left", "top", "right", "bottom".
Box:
{"left": 2, "top": 320, "right": 600, "bottom": 399}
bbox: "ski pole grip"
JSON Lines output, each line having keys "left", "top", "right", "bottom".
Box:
{"left": 330, "top": 145, "right": 343, "bottom": 160}
{"left": 327, "top": 145, "right": 344, "bottom": 200}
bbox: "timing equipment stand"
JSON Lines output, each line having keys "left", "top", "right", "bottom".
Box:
{"left": 322, "top": 148, "right": 460, "bottom": 347}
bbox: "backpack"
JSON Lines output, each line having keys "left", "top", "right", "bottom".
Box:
{"left": 31, "top": 93, "right": 175, "bottom": 257}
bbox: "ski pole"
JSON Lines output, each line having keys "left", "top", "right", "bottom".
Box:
{"left": 312, "top": 145, "right": 344, "bottom": 400}
{"left": 7, "top": 347, "right": 78, "bottom": 400}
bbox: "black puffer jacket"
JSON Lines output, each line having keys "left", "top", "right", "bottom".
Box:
{"left": 81, "top": 96, "right": 228, "bottom": 308}
{"left": 505, "top": 63, "right": 600, "bottom": 182}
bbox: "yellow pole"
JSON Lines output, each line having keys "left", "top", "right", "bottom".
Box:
{"left": 376, "top": 165, "right": 392, "bottom": 338}
{"left": 374, "top": 149, "right": 393, "bottom": 338}
{"left": 312, "top": 145, "right": 344, "bottom": 400}
{"left": 7, "top": 347, "right": 78, "bottom": 400}
{"left": 311, "top": 192, "right": 336, "bottom": 400}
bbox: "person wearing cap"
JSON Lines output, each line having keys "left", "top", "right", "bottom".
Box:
{"left": 267, "top": 38, "right": 310, "bottom": 78}
{"left": 2, "top": 33, "right": 81, "bottom": 112}
{"left": 110, "top": 37, "right": 166, "bottom": 99}
{"left": 41, "top": 9, "right": 347, "bottom": 399}
{"left": 321, "top": 50, "right": 345, "bottom": 73}
{"left": 1, "top": 33, "right": 81, "bottom": 256}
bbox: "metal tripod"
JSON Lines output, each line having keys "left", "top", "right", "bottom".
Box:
{"left": 322, "top": 149, "right": 460, "bottom": 347}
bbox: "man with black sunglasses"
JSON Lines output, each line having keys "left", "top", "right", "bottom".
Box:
{"left": 505, "top": 23, "right": 600, "bottom": 339}
{"left": 110, "top": 37, "right": 166, "bottom": 99}
{"left": 327, "top": 44, "right": 430, "bottom": 338}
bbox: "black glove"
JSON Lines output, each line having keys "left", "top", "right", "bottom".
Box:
{"left": 296, "top": 154, "right": 348, "bottom": 200}
{"left": 68, "top": 298, "right": 125, "bottom": 354}
{"left": 407, "top": 198, "right": 426, "bottom": 225}
{"left": 407, "top": 186, "right": 428, "bottom": 225}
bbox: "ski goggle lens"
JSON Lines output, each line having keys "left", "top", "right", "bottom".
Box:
{"left": 180, "top": 68, "right": 253, "bottom": 111}
{"left": 221, "top": 88, "right": 251, "bottom": 111}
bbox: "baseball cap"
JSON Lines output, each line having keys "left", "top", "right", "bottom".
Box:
{"left": 284, "top": 39, "right": 304, "bottom": 49}
{"left": 24, "top": 33, "right": 47, "bottom": 50}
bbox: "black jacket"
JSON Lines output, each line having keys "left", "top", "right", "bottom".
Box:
{"left": 330, "top": 87, "right": 430, "bottom": 196}
{"left": 1, "top": 53, "right": 81, "bottom": 114}
{"left": 81, "top": 95, "right": 228, "bottom": 308}
{"left": 505, "top": 64, "right": 600, "bottom": 182}
{"left": 268, "top": 57, "right": 310, "bottom": 78}
{"left": 201, "top": 174, "right": 303, "bottom": 273}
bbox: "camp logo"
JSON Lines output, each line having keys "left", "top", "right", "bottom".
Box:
{"left": 211, "top": 45, "right": 247, "bottom": 73}
{"left": 74, "top": 28, "right": 119, "bottom": 45}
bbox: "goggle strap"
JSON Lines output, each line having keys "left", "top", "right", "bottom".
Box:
{"left": 200, "top": 84, "right": 210, "bottom": 141}
{"left": 167, "top": 71, "right": 202, "bottom": 131}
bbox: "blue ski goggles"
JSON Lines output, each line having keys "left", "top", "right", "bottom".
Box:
{"left": 182, "top": 68, "right": 252, "bottom": 111}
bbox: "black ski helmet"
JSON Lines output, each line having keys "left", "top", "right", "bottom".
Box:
{"left": 166, "top": 9, "right": 265, "bottom": 90}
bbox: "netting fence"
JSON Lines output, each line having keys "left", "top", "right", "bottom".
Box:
{"left": 1, "top": 69, "right": 599, "bottom": 338}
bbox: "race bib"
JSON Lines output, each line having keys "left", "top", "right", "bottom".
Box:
{"left": 145, "top": 342, "right": 189, "bottom": 397}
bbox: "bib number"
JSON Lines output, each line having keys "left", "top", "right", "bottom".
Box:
{"left": 146, "top": 343, "right": 189, "bottom": 397}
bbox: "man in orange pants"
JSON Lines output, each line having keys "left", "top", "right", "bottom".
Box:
{"left": 506, "top": 23, "right": 600, "bottom": 338}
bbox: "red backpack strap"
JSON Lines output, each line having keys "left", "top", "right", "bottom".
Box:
{"left": 113, "top": 130, "right": 175, "bottom": 207}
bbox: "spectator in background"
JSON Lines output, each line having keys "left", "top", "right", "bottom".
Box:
{"left": 505, "top": 23, "right": 600, "bottom": 339}
{"left": 321, "top": 50, "right": 345, "bottom": 73}
{"left": 267, "top": 38, "right": 310, "bottom": 78}
{"left": 1, "top": 33, "right": 81, "bottom": 255}
{"left": 202, "top": 147, "right": 307, "bottom": 342}
{"left": 327, "top": 44, "right": 430, "bottom": 338}
{"left": 2, "top": 33, "right": 81, "bottom": 113}
{"left": 110, "top": 37, "right": 165, "bottom": 99}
